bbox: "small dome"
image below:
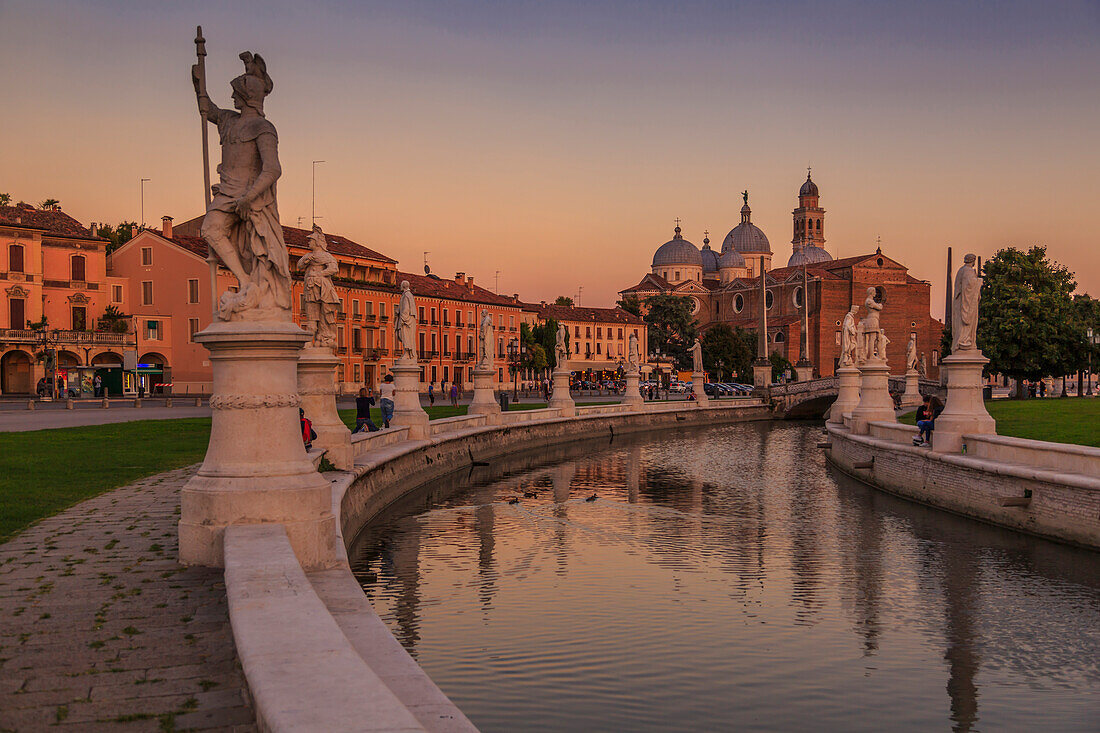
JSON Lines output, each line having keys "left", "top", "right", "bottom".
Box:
{"left": 719, "top": 248, "right": 746, "bottom": 269}
{"left": 651, "top": 225, "right": 702, "bottom": 267}
{"left": 800, "top": 173, "right": 819, "bottom": 197}
{"left": 700, "top": 236, "right": 719, "bottom": 273}
{"left": 787, "top": 244, "right": 833, "bottom": 267}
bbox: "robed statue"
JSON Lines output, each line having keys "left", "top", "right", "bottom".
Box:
{"left": 627, "top": 332, "right": 641, "bottom": 374}
{"left": 195, "top": 50, "right": 291, "bottom": 322}
{"left": 477, "top": 310, "right": 494, "bottom": 370}
{"left": 555, "top": 324, "right": 568, "bottom": 367}
{"left": 952, "top": 253, "right": 982, "bottom": 352}
{"left": 840, "top": 305, "right": 859, "bottom": 366}
{"left": 395, "top": 280, "right": 417, "bottom": 362}
{"left": 857, "top": 287, "right": 884, "bottom": 362}
{"left": 690, "top": 338, "right": 704, "bottom": 374}
{"left": 906, "top": 333, "right": 919, "bottom": 372}
{"left": 298, "top": 226, "right": 339, "bottom": 348}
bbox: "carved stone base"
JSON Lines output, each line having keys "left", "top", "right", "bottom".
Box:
{"left": 829, "top": 365, "right": 861, "bottom": 425}
{"left": 900, "top": 368, "right": 922, "bottom": 408}
{"left": 549, "top": 368, "right": 575, "bottom": 417}
{"left": 692, "top": 371, "right": 709, "bottom": 405}
{"left": 851, "top": 359, "right": 896, "bottom": 434}
{"left": 933, "top": 350, "right": 996, "bottom": 453}
{"left": 468, "top": 366, "right": 501, "bottom": 420}
{"left": 794, "top": 361, "right": 814, "bottom": 382}
{"left": 622, "top": 370, "right": 643, "bottom": 408}
{"left": 753, "top": 359, "right": 772, "bottom": 389}
{"left": 297, "top": 346, "right": 352, "bottom": 470}
{"left": 179, "top": 321, "right": 337, "bottom": 569}
{"left": 391, "top": 360, "right": 429, "bottom": 439}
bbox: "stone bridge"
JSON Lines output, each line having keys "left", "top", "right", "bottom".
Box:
{"left": 767, "top": 375, "right": 946, "bottom": 419}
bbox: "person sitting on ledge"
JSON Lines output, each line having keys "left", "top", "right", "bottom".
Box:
{"left": 913, "top": 396, "right": 942, "bottom": 446}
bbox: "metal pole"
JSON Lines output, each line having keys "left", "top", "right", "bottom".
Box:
{"left": 140, "top": 178, "right": 150, "bottom": 228}
{"left": 312, "top": 160, "right": 325, "bottom": 225}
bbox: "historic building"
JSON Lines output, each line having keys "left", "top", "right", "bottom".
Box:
{"left": 620, "top": 173, "right": 943, "bottom": 379}
{"left": 1, "top": 204, "right": 135, "bottom": 395}
{"left": 521, "top": 302, "right": 647, "bottom": 381}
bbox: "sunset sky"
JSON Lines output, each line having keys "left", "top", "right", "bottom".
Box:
{"left": 3, "top": 0, "right": 1099, "bottom": 316}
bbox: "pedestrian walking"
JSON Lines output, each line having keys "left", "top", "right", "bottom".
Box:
{"left": 352, "top": 387, "right": 379, "bottom": 433}
{"left": 428, "top": 382, "right": 435, "bottom": 406}
{"left": 450, "top": 382, "right": 459, "bottom": 406}
{"left": 379, "top": 374, "right": 396, "bottom": 428}
{"left": 300, "top": 408, "right": 316, "bottom": 451}
{"left": 93, "top": 373, "right": 102, "bottom": 398}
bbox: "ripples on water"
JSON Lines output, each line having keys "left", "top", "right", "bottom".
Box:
{"left": 348, "top": 422, "right": 1100, "bottom": 732}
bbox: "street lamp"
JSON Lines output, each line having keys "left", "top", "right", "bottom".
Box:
{"left": 1088, "top": 328, "right": 1100, "bottom": 396}
{"left": 507, "top": 337, "right": 526, "bottom": 402}
{"left": 36, "top": 328, "right": 60, "bottom": 400}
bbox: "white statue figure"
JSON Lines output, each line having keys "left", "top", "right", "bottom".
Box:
{"left": 906, "top": 333, "right": 918, "bottom": 371}
{"left": 858, "top": 287, "right": 883, "bottom": 362}
{"left": 394, "top": 280, "right": 417, "bottom": 361}
{"left": 555, "top": 323, "right": 568, "bottom": 366}
{"left": 920, "top": 352, "right": 927, "bottom": 376}
{"left": 627, "top": 332, "right": 641, "bottom": 374}
{"left": 477, "top": 310, "right": 494, "bottom": 370}
{"left": 840, "top": 305, "right": 859, "bottom": 366}
{"left": 196, "top": 51, "right": 291, "bottom": 321}
{"left": 297, "top": 225, "right": 339, "bottom": 348}
{"left": 878, "top": 330, "right": 890, "bottom": 359}
{"left": 690, "top": 337, "right": 704, "bottom": 374}
{"left": 952, "top": 253, "right": 982, "bottom": 352}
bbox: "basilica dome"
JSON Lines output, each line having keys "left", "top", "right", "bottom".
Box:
{"left": 718, "top": 248, "right": 746, "bottom": 269}
{"left": 787, "top": 244, "right": 833, "bottom": 267}
{"left": 700, "top": 236, "right": 719, "bottom": 274}
{"left": 651, "top": 226, "right": 702, "bottom": 268}
{"left": 722, "top": 202, "right": 771, "bottom": 255}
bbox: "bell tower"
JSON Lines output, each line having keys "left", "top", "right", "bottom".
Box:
{"left": 792, "top": 170, "right": 825, "bottom": 255}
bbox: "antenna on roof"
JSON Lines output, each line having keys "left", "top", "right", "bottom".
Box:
{"left": 423, "top": 251, "right": 430, "bottom": 275}
{"left": 494, "top": 270, "right": 501, "bottom": 294}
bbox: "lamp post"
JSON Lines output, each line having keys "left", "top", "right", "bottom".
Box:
{"left": 1089, "top": 328, "right": 1099, "bottom": 396}
{"left": 653, "top": 347, "right": 664, "bottom": 399}
{"left": 507, "top": 337, "right": 525, "bottom": 402}
{"left": 37, "top": 328, "right": 60, "bottom": 400}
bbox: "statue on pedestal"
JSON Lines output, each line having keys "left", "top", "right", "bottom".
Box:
{"left": 195, "top": 50, "right": 291, "bottom": 322}
{"left": 952, "top": 253, "right": 982, "bottom": 352}
{"left": 298, "top": 226, "right": 339, "bottom": 348}
{"left": 857, "top": 287, "right": 884, "bottom": 362}
{"left": 840, "top": 305, "right": 859, "bottom": 366}
{"left": 555, "top": 323, "right": 568, "bottom": 367}
{"left": 477, "top": 310, "right": 494, "bottom": 370}
{"left": 690, "top": 338, "right": 704, "bottom": 374}
{"left": 906, "top": 333, "right": 919, "bottom": 371}
{"left": 627, "top": 332, "right": 641, "bottom": 374}
{"left": 394, "top": 280, "right": 417, "bottom": 362}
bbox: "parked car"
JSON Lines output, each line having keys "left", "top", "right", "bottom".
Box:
{"left": 669, "top": 381, "right": 687, "bottom": 393}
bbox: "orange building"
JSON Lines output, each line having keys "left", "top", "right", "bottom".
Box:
{"left": 522, "top": 302, "right": 648, "bottom": 380}
{"left": 1, "top": 204, "right": 134, "bottom": 395}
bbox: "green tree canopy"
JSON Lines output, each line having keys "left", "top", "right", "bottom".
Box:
{"left": 978, "top": 246, "right": 1081, "bottom": 384}
{"left": 95, "top": 222, "right": 137, "bottom": 254}
{"left": 522, "top": 318, "right": 562, "bottom": 372}
{"left": 39, "top": 198, "right": 60, "bottom": 210}
{"left": 554, "top": 296, "right": 574, "bottom": 307}
{"left": 769, "top": 351, "right": 793, "bottom": 382}
{"left": 0, "top": 193, "right": 11, "bottom": 206}
{"left": 701, "top": 324, "right": 755, "bottom": 382}
{"left": 644, "top": 294, "right": 696, "bottom": 370}
{"left": 616, "top": 294, "right": 642, "bottom": 317}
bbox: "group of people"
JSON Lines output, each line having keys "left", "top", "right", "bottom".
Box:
{"left": 298, "top": 374, "right": 398, "bottom": 451}
{"left": 425, "top": 381, "right": 461, "bottom": 407}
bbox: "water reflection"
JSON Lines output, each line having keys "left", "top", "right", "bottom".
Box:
{"left": 349, "top": 424, "right": 1100, "bottom": 732}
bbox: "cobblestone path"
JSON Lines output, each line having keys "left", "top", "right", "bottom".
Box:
{"left": 0, "top": 467, "right": 255, "bottom": 732}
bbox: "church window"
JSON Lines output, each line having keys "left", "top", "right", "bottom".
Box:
{"left": 765, "top": 290, "right": 774, "bottom": 310}
{"left": 816, "top": 219, "right": 821, "bottom": 230}
{"left": 774, "top": 331, "right": 785, "bottom": 343}
{"left": 793, "top": 286, "right": 804, "bottom": 308}
{"left": 733, "top": 293, "right": 744, "bottom": 313}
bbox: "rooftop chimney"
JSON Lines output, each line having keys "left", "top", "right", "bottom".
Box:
{"left": 467, "top": 276, "right": 474, "bottom": 289}
{"left": 540, "top": 300, "right": 546, "bottom": 307}
{"left": 161, "top": 216, "right": 173, "bottom": 239}
{"left": 512, "top": 293, "right": 519, "bottom": 302}
{"left": 131, "top": 224, "right": 139, "bottom": 238}
{"left": 455, "top": 272, "right": 465, "bottom": 285}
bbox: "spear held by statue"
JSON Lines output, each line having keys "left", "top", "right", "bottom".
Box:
{"left": 192, "top": 25, "right": 219, "bottom": 319}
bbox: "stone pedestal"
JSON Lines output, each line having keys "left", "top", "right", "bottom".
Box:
{"left": 391, "top": 360, "right": 429, "bottom": 439}
{"left": 622, "top": 370, "right": 643, "bottom": 408}
{"left": 828, "top": 365, "right": 861, "bottom": 425}
{"left": 850, "top": 359, "right": 896, "bottom": 434}
{"left": 752, "top": 359, "right": 772, "bottom": 388}
{"left": 932, "top": 351, "right": 996, "bottom": 453}
{"left": 297, "top": 346, "right": 352, "bottom": 470}
{"left": 549, "top": 368, "right": 575, "bottom": 416}
{"left": 900, "top": 368, "right": 922, "bottom": 408}
{"left": 468, "top": 366, "right": 501, "bottom": 421}
{"left": 692, "top": 372, "right": 709, "bottom": 405}
{"left": 794, "top": 360, "right": 814, "bottom": 382}
{"left": 179, "top": 321, "right": 337, "bottom": 569}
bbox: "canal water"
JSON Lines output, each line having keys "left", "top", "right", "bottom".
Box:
{"left": 348, "top": 422, "right": 1100, "bottom": 732}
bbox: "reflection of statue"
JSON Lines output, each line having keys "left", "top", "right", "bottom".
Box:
{"left": 195, "top": 50, "right": 291, "bottom": 322}
{"left": 840, "top": 305, "right": 859, "bottom": 366}
{"left": 394, "top": 280, "right": 417, "bottom": 361}
{"left": 298, "top": 226, "right": 339, "bottom": 348}
{"left": 555, "top": 323, "right": 568, "bottom": 366}
{"left": 627, "top": 332, "right": 641, "bottom": 374}
{"left": 952, "top": 254, "right": 981, "bottom": 351}
{"left": 906, "top": 333, "right": 918, "bottom": 371}
{"left": 857, "top": 287, "right": 884, "bottom": 362}
{"left": 690, "top": 338, "right": 703, "bottom": 373}
{"left": 477, "top": 310, "right": 494, "bottom": 370}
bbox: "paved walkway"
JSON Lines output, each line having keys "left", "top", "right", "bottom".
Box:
{"left": 0, "top": 467, "right": 255, "bottom": 732}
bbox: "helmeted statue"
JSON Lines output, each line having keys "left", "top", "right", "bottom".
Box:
{"left": 952, "top": 253, "right": 982, "bottom": 351}
{"left": 394, "top": 280, "right": 417, "bottom": 361}
{"left": 196, "top": 51, "right": 290, "bottom": 322}
{"left": 906, "top": 332, "right": 919, "bottom": 372}
{"left": 857, "top": 287, "right": 884, "bottom": 362}
{"left": 555, "top": 323, "right": 568, "bottom": 366}
{"left": 690, "top": 337, "right": 704, "bottom": 373}
{"left": 627, "top": 332, "right": 641, "bottom": 374}
{"left": 298, "top": 226, "right": 339, "bottom": 348}
{"left": 477, "top": 310, "right": 494, "bottom": 370}
{"left": 840, "top": 305, "right": 859, "bottom": 366}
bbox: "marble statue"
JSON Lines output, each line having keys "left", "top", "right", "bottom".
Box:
{"left": 906, "top": 333, "right": 919, "bottom": 371}
{"left": 920, "top": 352, "right": 927, "bottom": 376}
{"left": 858, "top": 287, "right": 884, "bottom": 362}
{"left": 952, "top": 253, "right": 982, "bottom": 351}
{"left": 840, "top": 305, "right": 859, "bottom": 366}
{"left": 394, "top": 280, "right": 417, "bottom": 361}
{"left": 555, "top": 323, "right": 568, "bottom": 366}
{"left": 627, "top": 332, "right": 641, "bottom": 374}
{"left": 477, "top": 310, "right": 494, "bottom": 370}
{"left": 297, "top": 226, "right": 339, "bottom": 348}
{"left": 195, "top": 50, "right": 290, "bottom": 322}
{"left": 690, "top": 338, "right": 704, "bottom": 374}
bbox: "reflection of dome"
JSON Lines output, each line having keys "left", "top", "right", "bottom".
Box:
{"left": 787, "top": 244, "right": 833, "bottom": 267}
{"left": 651, "top": 226, "right": 702, "bottom": 267}
{"left": 723, "top": 198, "right": 771, "bottom": 255}
{"left": 799, "top": 172, "right": 819, "bottom": 197}
{"left": 719, "top": 248, "right": 746, "bottom": 269}
{"left": 700, "top": 235, "right": 719, "bottom": 273}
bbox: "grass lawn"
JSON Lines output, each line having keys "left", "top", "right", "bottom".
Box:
{"left": 900, "top": 398, "right": 1100, "bottom": 448}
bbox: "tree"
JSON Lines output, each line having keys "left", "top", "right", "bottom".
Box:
{"left": 978, "top": 246, "right": 1081, "bottom": 396}
{"left": 39, "top": 198, "right": 60, "bottom": 210}
{"left": 643, "top": 294, "right": 696, "bottom": 370}
{"left": 554, "top": 296, "right": 574, "bottom": 307}
{"left": 0, "top": 193, "right": 11, "bottom": 206}
{"left": 523, "top": 318, "right": 562, "bottom": 372}
{"left": 95, "top": 222, "right": 137, "bottom": 254}
{"left": 616, "top": 294, "right": 642, "bottom": 317}
{"left": 701, "top": 324, "right": 755, "bottom": 382}
{"left": 97, "top": 304, "right": 131, "bottom": 334}
{"left": 769, "top": 351, "right": 793, "bottom": 382}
